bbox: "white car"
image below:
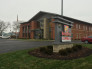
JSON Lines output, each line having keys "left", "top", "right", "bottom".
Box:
{"left": 1, "top": 36, "right": 10, "bottom": 39}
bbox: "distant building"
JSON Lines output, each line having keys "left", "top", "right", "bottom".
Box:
{"left": 19, "top": 11, "right": 92, "bottom": 40}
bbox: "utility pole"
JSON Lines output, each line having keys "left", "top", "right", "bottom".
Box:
{"left": 61, "top": 0, "right": 63, "bottom": 15}
{"left": 16, "top": 14, "right": 18, "bottom": 39}
{"left": 10, "top": 25, "right": 11, "bottom": 39}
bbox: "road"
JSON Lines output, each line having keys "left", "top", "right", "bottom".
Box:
{"left": 0, "top": 39, "right": 83, "bottom": 54}
{"left": 0, "top": 39, "right": 53, "bottom": 54}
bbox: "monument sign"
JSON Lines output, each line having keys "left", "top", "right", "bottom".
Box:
{"left": 61, "top": 25, "right": 71, "bottom": 42}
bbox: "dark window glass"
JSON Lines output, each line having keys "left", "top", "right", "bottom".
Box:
{"left": 88, "top": 36, "right": 92, "bottom": 38}
{"left": 22, "top": 33, "right": 24, "bottom": 37}
{"left": 28, "top": 25, "right": 30, "bottom": 33}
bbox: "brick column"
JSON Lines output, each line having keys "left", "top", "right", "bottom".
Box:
{"left": 27, "top": 25, "right": 28, "bottom": 38}
{"left": 50, "top": 19, "right": 55, "bottom": 40}
{"left": 19, "top": 24, "right": 23, "bottom": 38}
{"left": 30, "top": 21, "right": 35, "bottom": 39}
{"left": 43, "top": 18, "right": 49, "bottom": 39}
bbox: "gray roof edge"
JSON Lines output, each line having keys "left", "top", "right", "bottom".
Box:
{"left": 21, "top": 11, "right": 92, "bottom": 25}
{"left": 20, "top": 22, "right": 28, "bottom": 24}
{"left": 52, "top": 17, "right": 73, "bottom": 24}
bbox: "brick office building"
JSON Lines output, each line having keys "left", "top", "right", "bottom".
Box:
{"left": 19, "top": 11, "right": 92, "bottom": 40}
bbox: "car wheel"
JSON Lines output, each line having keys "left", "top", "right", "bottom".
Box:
{"left": 84, "top": 40, "right": 89, "bottom": 44}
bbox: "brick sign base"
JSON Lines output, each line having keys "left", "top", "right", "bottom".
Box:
{"left": 53, "top": 44, "right": 73, "bottom": 53}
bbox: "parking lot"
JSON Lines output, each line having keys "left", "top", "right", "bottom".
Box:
{"left": 0, "top": 39, "right": 82, "bottom": 54}
{"left": 0, "top": 39, "right": 54, "bottom": 54}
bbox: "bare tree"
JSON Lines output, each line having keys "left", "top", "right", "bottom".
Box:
{"left": 0, "top": 20, "right": 10, "bottom": 36}
{"left": 13, "top": 21, "right": 20, "bottom": 32}
{"left": 12, "top": 21, "right": 24, "bottom": 38}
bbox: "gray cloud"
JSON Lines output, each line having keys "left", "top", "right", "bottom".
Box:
{"left": 0, "top": 0, "right": 92, "bottom": 23}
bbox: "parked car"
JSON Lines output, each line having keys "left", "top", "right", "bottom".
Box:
{"left": 0, "top": 35, "right": 10, "bottom": 39}
{"left": 2, "top": 36, "right": 10, "bottom": 39}
{"left": 81, "top": 36, "right": 92, "bottom": 43}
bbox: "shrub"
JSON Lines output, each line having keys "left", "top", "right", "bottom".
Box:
{"left": 47, "top": 45, "right": 53, "bottom": 50}
{"left": 40, "top": 47, "right": 46, "bottom": 53}
{"left": 11, "top": 35, "right": 16, "bottom": 38}
{"left": 59, "top": 44, "right": 83, "bottom": 56}
{"left": 40, "top": 46, "right": 53, "bottom": 55}
{"left": 46, "top": 46, "right": 53, "bottom": 55}
{"left": 66, "top": 48, "right": 73, "bottom": 53}
{"left": 45, "top": 48, "right": 53, "bottom": 55}
{"left": 76, "top": 44, "right": 82, "bottom": 50}
{"left": 59, "top": 49, "right": 68, "bottom": 56}
{"left": 72, "top": 46, "right": 79, "bottom": 51}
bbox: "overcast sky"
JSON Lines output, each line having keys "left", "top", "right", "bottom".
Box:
{"left": 0, "top": 0, "right": 92, "bottom": 23}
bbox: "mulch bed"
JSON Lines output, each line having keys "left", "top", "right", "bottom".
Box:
{"left": 28, "top": 47, "right": 92, "bottom": 60}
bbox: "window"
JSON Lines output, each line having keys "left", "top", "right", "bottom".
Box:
{"left": 90, "top": 27, "right": 91, "bottom": 31}
{"left": 25, "top": 26, "right": 27, "bottom": 33}
{"left": 25, "top": 33, "right": 27, "bottom": 37}
{"left": 88, "top": 36, "right": 92, "bottom": 38}
{"left": 83, "top": 25, "right": 85, "bottom": 30}
{"left": 71, "top": 33, "right": 73, "bottom": 38}
{"left": 76, "top": 24, "right": 78, "bottom": 29}
{"left": 79, "top": 33, "right": 81, "bottom": 39}
{"left": 22, "top": 26, "right": 25, "bottom": 33}
{"left": 86, "top": 26, "right": 87, "bottom": 30}
{"left": 28, "top": 33, "right": 30, "bottom": 38}
{"left": 22, "top": 33, "right": 24, "bottom": 37}
{"left": 79, "top": 24, "right": 80, "bottom": 29}
{"left": 28, "top": 25, "right": 30, "bottom": 33}
{"left": 89, "top": 27, "right": 90, "bottom": 31}
{"left": 86, "top": 34, "right": 87, "bottom": 37}
{"left": 76, "top": 34, "right": 78, "bottom": 39}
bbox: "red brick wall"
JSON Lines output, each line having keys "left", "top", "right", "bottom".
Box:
{"left": 19, "top": 24, "right": 23, "bottom": 38}
{"left": 49, "top": 21, "right": 92, "bottom": 40}
{"left": 71, "top": 22, "right": 92, "bottom": 40}
{"left": 19, "top": 21, "right": 40, "bottom": 39}
{"left": 30, "top": 31, "right": 34, "bottom": 39}
{"left": 50, "top": 19, "right": 55, "bottom": 40}
{"left": 30, "top": 21, "right": 40, "bottom": 39}
{"left": 19, "top": 23, "right": 30, "bottom": 39}
{"left": 19, "top": 19, "right": 92, "bottom": 40}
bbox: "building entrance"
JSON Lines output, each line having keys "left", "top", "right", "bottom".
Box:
{"left": 34, "top": 29, "right": 43, "bottom": 39}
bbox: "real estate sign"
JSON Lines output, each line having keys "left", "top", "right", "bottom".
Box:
{"left": 62, "top": 25, "right": 71, "bottom": 42}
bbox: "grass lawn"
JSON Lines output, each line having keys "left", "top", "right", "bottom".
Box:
{"left": 0, "top": 44, "right": 92, "bottom": 69}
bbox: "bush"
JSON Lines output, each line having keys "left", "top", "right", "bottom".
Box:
{"left": 59, "top": 49, "right": 68, "bottom": 56}
{"left": 11, "top": 35, "right": 16, "bottom": 38}
{"left": 40, "top": 45, "right": 53, "bottom": 55}
{"left": 45, "top": 48, "right": 53, "bottom": 55}
{"left": 66, "top": 48, "right": 73, "bottom": 53}
{"left": 40, "top": 47, "right": 46, "bottom": 53}
{"left": 72, "top": 44, "right": 82, "bottom": 52}
{"left": 59, "top": 44, "right": 83, "bottom": 56}
{"left": 72, "top": 46, "right": 79, "bottom": 51}
{"left": 76, "top": 44, "right": 82, "bottom": 50}
{"left": 47, "top": 45, "right": 53, "bottom": 50}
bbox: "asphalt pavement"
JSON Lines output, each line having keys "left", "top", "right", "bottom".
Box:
{"left": 0, "top": 39, "right": 53, "bottom": 54}
{"left": 0, "top": 39, "right": 82, "bottom": 54}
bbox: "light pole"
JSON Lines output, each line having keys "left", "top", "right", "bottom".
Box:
{"left": 10, "top": 25, "right": 11, "bottom": 39}
{"left": 61, "top": 0, "right": 63, "bottom": 15}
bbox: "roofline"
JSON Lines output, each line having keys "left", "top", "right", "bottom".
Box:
{"left": 62, "top": 16, "right": 92, "bottom": 25}
{"left": 20, "top": 22, "right": 28, "bottom": 24}
{"left": 39, "top": 11, "right": 92, "bottom": 25}
{"left": 21, "top": 11, "right": 92, "bottom": 25}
